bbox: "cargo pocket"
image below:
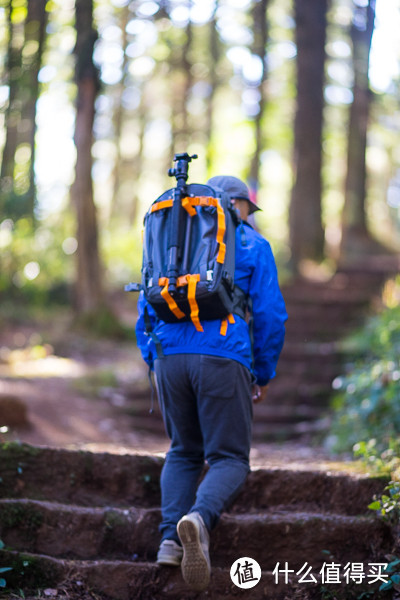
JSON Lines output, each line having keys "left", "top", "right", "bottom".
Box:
{"left": 199, "top": 356, "right": 238, "bottom": 399}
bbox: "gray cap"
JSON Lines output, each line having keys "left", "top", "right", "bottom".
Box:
{"left": 207, "top": 175, "right": 261, "bottom": 214}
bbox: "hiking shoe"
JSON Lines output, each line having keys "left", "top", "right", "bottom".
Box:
{"left": 177, "top": 512, "right": 211, "bottom": 591}
{"left": 156, "top": 539, "right": 183, "bottom": 566}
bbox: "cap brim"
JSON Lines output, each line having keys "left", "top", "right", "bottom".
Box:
{"left": 248, "top": 201, "right": 261, "bottom": 214}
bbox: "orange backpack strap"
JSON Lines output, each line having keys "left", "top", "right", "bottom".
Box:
{"left": 186, "top": 274, "right": 203, "bottom": 332}
{"left": 150, "top": 199, "right": 173, "bottom": 213}
{"left": 219, "top": 313, "right": 235, "bottom": 336}
{"left": 181, "top": 196, "right": 226, "bottom": 264}
{"left": 159, "top": 277, "right": 185, "bottom": 319}
{"left": 181, "top": 196, "right": 197, "bottom": 217}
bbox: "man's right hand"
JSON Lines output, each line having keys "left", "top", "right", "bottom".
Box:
{"left": 251, "top": 384, "right": 269, "bottom": 404}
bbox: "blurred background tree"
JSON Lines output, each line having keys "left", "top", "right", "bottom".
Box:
{"left": 338, "top": 0, "right": 393, "bottom": 262}
{"left": 71, "top": 0, "right": 104, "bottom": 315}
{"left": 289, "top": 0, "right": 327, "bottom": 271}
{"left": 0, "top": 0, "right": 399, "bottom": 319}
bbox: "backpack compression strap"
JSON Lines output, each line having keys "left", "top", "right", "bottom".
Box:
{"left": 149, "top": 195, "right": 227, "bottom": 264}
{"left": 181, "top": 196, "right": 226, "bottom": 263}
{"left": 150, "top": 198, "right": 173, "bottom": 212}
{"left": 177, "top": 273, "right": 203, "bottom": 332}
{"left": 220, "top": 313, "right": 235, "bottom": 336}
{"left": 159, "top": 277, "right": 186, "bottom": 319}
{"left": 158, "top": 274, "right": 204, "bottom": 332}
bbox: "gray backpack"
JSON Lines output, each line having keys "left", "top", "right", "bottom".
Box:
{"left": 126, "top": 153, "right": 242, "bottom": 332}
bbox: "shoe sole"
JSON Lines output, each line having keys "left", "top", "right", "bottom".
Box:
{"left": 156, "top": 557, "right": 181, "bottom": 567}
{"left": 177, "top": 518, "right": 210, "bottom": 591}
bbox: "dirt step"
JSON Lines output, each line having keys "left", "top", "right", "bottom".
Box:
{"left": 131, "top": 402, "right": 327, "bottom": 425}
{"left": 274, "top": 360, "right": 341, "bottom": 380}
{"left": 281, "top": 274, "right": 387, "bottom": 302}
{"left": 252, "top": 404, "right": 328, "bottom": 424}
{"left": 0, "top": 443, "right": 164, "bottom": 508}
{"left": 0, "top": 549, "right": 343, "bottom": 600}
{"left": 233, "top": 468, "right": 388, "bottom": 516}
{"left": 282, "top": 289, "right": 375, "bottom": 307}
{"left": 127, "top": 394, "right": 332, "bottom": 426}
{"left": 278, "top": 355, "right": 343, "bottom": 383}
{"left": 262, "top": 380, "right": 333, "bottom": 404}
{"left": 0, "top": 499, "right": 392, "bottom": 570}
{"left": 279, "top": 341, "right": 343, "bottom": 359}
{"left": 126, "top": 413, "right": 329, "bottom": 443}
{"left": 281, "top": 302, "right": 369, "bottom": 324}
{"left": 0, "top": 444, "right": 388, "bottom": 513}
{"left": 283, "top": 320, "right": 357, "bottom": 342}
{"left": 126, "top": 409, "right": 332, "bottom": 442}
{"left": 252, "top": 419, "right": 332, "bottom": 442}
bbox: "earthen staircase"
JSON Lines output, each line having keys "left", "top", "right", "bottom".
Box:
{"left": 0, "top": 442, "right": 395, "bottom": 599}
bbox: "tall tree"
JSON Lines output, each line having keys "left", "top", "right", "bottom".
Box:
{"left": 19, "top": 0, "right": 48, "bottom": 217}
{"left": 340, "top": 0, "right": 378, "bottom": 262}
{"left": 289, "top": 0, "right": 328, "bottom": 272}
{"left": 170, "top": 19, "right": 193, "bottom": 151}
{"left": 0, "top": 0, "right": 47, "bottom": 220}
{"left": 0, "top": 0, "right": 23, "bottom": 214}
{"left": 248, "top": 0, "right": 269, "bottom": 191}
{"left": 71, "top": 0, "right": 104, "bottom": 315}
{"left": 205, "top": 2, "right": 220, "bottom": 173}
{"left": 110, "top": 3, "right": 130, "bottom": 220}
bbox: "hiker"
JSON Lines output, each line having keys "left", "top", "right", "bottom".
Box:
{"left": 135, "top": 175, "right": 287, "bottom": 591}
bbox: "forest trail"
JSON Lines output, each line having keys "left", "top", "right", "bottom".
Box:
{"left": 0, "top": 442, "right": 394, "bottom": 599}
{"left": 0, "top": 255, "right": 399, "bottom": 598}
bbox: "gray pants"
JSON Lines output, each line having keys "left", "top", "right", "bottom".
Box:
{"left": 154, "top": 353, "right": 253, "bottom": 542}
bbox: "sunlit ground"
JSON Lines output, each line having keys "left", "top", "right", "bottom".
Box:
{"left": 0, "top": 346, "right": 85, "bottom": 378}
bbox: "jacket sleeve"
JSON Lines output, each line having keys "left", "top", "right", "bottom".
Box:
{"left": 135, "top": 291, "right": 156, "bottom": 369}
{"left": 249, "top": 239, "right": 287, "bottom": 386}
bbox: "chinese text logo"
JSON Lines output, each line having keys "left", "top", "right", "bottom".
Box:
{"left": 230, "top": 557, "right": 262, "bottom": 589}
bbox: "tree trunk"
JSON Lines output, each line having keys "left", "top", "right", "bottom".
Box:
{"left": 171, "top": 19, "right": 193, "bottom": 150}
{"left": 248, "top": 0, "right": 269, "bottom": 193}
{"left": 20, "top": 0, "right": 48, "bottom": 218}
{"left": 205, "top": 4, "right": 219, "bottom": 173}
{"left": 340, "top": 0, "right": 379, "bottom": 263}
{"left": 111, "top": 4, "right": 129, "bottom": 220}
{"left": 71, "top": 0, "right": 104, "bottom": 315}
{"left": 289, "top": 0, "right": 328, "bottom": 272}
{"left": 0, "top": 2, "right": 23, "bottom": 212}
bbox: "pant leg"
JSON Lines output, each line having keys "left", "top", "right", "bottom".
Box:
{"left": 188, "top": 355, "right": 253, "bottom": 532}
{"left": 155, "top": 353, "right": 253, "bottom": 538}
{"left": 154, "top": 355, "right": 205, "bottom": 543}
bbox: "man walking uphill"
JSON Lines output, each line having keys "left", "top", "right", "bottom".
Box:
{"left": 136, "top": 175, "right": 287, "bottom": 591}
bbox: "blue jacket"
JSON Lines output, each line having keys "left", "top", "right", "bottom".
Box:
{"left": 136, "top": 221, "right": 287, "bottom": 386}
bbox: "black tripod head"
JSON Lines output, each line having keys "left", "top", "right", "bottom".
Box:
{"left": 168, "top": 152, "right": 198, "bottom": 185}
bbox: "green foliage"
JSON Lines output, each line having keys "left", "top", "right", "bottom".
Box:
{"left": 327, "top": 304, "right": 400, "bottom": 454}
{"left": 73, "top": 305, "right": 132, "bottom": 339}
{"left": 0, "top": 215, "right": 76, "bottom": 306}
{"left": 368, "top": 480, "right": 400, "bottom": 524}
{"left": 0, "top": 541, "right": 12, "bottom": 589}
{"left": 102, "top": 223, "right": 143, "bottom": 287}
{"left": 377, "top": 557, "right": 400, "bottom": 594}
{"left": 354, "top": 439, "right": 400, "bottom": 478}
{"left": 72, "top": 368, "right": 119, "bottom": 398}
{"left": 328, "top": 298, "right": 400, "bottom": 543}
{"left": 339, "top": 304, "right": 400, "bottom": 360}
